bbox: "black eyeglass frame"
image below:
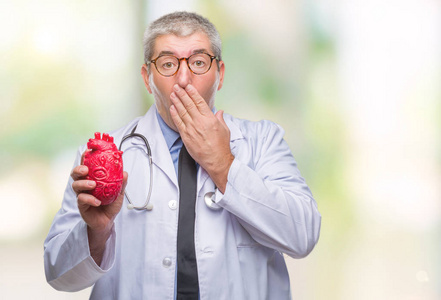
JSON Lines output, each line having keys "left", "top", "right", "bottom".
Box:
{"left": 147, "top": 52, "right": 219, "bottom": 77}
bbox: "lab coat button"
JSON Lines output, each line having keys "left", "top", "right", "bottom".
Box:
{"left": 162, "top": 257, "right": 172, "bottom": 268}
{"left": 168, "top": 200, "right": 177, "bottom": 210}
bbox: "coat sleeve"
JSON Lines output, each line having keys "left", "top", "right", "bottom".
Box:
{"left": 215, "top": 120, "right": 321, "bottom": 258}
{"left": 43, "top": 147, "right": 116, "bottom": 292}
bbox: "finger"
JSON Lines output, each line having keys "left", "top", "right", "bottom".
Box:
{"left": 170, "top": 90, "right": 193, "bottom": 124}
{"left": 96, "top": 172, "right": 128, "bottom": 213}
{"left": 77, "top": 192, "right": 101, "bottom": 208}
{"left": 185, "top": 84, "right": 212, "bottom": 116}
{"left": 71, "top": 165, "right": 89, "bottom": 181}
{"left": 170, "top": 104, "right": 186, "bottom": 133}
{"left": 113, "top": 172, "right": 128, "bottom": 203}
{"left": 120, "top": 171, "right": 128, "bottom": 194}
{"left": 172, "top": 84, "right": 201, "bottom": 119}
{"left": 72, "top": 179, "right": 96, "bottom": 195}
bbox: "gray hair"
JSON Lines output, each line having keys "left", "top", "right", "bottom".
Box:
{"left": 143, "top": 12, "right": 222, "bottom": 70}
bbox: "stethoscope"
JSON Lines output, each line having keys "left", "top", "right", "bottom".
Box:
{"left": 118, "top": 125, "right": 221, "bottom": 211}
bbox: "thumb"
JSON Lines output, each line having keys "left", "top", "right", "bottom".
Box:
{"left": 215, "top": 110, "right": 228, "bottom": 128}
{"left": 117, "top": 171, "right": 129, "bottom": 200}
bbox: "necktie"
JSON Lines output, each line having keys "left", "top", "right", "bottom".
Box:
{"left": 176, "top": 144, "right": 199, "bottom": 299}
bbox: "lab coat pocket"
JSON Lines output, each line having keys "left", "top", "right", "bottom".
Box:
{"left": 236, "top": 243, "right": 275, "bottom": 299}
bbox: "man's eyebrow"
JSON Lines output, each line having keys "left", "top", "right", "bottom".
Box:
{"left": 157, "top": 50, "right": 175, "bottom": 56}
{"left": 192, "top": 49, "right": 209, "bottom": 54}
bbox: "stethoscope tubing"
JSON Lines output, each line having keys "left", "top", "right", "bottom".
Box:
{"left": 119, "top": 130, "right": 154, "bottom": 210}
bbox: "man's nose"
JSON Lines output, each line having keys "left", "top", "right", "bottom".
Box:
{"left": 176, "top": 58, "right": 192, "bottom": 88}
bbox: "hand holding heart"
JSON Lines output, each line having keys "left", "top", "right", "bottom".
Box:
{"left": 169, "top": 84, "right": 234, "bottom": 194}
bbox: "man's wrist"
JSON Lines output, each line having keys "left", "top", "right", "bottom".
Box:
{"left": 209, "top": 154, "right": 234, "bottom": 194}
{"left": 87, "top": 224, "right": 113, "bottom": 266}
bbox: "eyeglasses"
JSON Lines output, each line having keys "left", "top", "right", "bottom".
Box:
{"left": 148, "top": 52, "right": 219, "bottom": 77}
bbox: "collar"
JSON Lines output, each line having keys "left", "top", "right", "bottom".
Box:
{"left": 155, "top": 110, "right": 180, "bottom": 150}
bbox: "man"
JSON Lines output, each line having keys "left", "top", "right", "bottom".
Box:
{"left": 44, "top": 11, "right": 321, "bottom": 299}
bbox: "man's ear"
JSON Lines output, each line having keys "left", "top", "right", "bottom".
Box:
{"left": 141, "top": 64, "right": 152, "bottom": 94}
{"left": 217, "top": 61, "right": 225, "bottom": 91}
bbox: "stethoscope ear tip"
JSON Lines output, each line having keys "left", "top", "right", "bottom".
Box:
{"left": 127, "top": 203, "right": 134, "bottom": 210}
{"left": 146, "top": 204, "right": 153, "bottom": 210}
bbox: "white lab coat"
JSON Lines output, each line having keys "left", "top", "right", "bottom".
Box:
{"left": 44, "top": 105, "right": 321, "bottom": 300}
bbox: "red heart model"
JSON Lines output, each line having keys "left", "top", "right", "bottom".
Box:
{"left": 83, "top": 132, "right": 124, "bottom": 205}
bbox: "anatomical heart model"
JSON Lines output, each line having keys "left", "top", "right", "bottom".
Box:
{"left": 83, "top": 132, "right": 124, "bottom": 205}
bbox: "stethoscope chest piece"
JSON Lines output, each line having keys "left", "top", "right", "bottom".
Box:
{"left": 204, "top": 191, "right": 222, "bottom": 210}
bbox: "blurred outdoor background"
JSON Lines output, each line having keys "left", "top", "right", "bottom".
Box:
{"left": 1, "top": 0, "right": 440, "bottom": 299}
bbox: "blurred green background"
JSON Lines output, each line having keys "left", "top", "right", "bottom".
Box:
{"left": 1, "top": 0, "right": 440, "bottom": 299}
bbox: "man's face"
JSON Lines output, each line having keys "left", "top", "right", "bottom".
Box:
{"left": 141, "top": 32, "right": 225, "bottom": 132}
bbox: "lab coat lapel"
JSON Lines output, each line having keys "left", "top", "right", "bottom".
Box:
{"left": 224, "top": 114, "right": 243, "bottom": 153}
{"left": 131, "top": 105, "right": 178, "bottom": 187}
